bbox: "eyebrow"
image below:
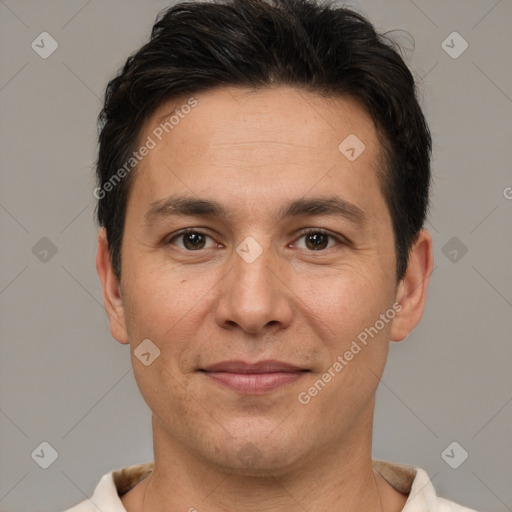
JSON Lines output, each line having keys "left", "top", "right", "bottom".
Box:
{"left": 144, "top": 195, "right": 366, "bottom": 226}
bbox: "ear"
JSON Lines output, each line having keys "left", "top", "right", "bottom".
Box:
{"left": 96, "top": 228, "right": 129, "bottom": 344}
{"left": 391, "top": 229, "right": 434, "bottom": 342}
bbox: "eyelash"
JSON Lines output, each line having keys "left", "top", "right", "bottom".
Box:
{"left": 167, "top": 228, "right": 345, "bottom": 251}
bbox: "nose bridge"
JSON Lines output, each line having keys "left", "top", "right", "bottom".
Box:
{"left": 215, "top": 234, "right": 293, "bottom": 333}
{"left": 231, "top": 234, "right": 277, "bottom": 301}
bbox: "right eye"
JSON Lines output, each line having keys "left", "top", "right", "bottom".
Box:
{"left": 167, "top": 230, "right": 219, "bottom": 251}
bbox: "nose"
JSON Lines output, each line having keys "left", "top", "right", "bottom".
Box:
{"left": 214, "top": 240, "right": 294, "bottom": 334}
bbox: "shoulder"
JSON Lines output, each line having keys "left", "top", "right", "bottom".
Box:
{"left": 61, "top": 462, "right": 154, "bottom": 512}
{"left": 61, "top": 472, "right": 117, "bottom": 511}
{"left": 373, "top": 460, "right": 479, "bottom": 512}
{"left": 411, "top": 467, "right": 478, "bottom": 512}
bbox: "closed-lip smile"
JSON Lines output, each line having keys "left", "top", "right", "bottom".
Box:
{"left": 201, "top": 360, "right": 309, "bottom": 393}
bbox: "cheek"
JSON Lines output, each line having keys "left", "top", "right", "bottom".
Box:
{"left": 122, "top": 254, "right": 212, "bottom": 337}
{"left": 131, "top": 357, "right": 212, "bottom": 445}
{"left": 123, "top": 269, "right": 205, "bottom": 422}
{"left": 296, "top": 265, "right": 393, "bottom": 344}
{"left": 121, "top": 257, "right": 226, "bottom": 391}
{"left": 295, "top": 267, "right": 395, "bottom": 405}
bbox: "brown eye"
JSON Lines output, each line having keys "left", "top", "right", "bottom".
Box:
{"left": 182, "top": 232, "right": 206, "bottom": 250}
{"left": 169, "top": 231, "right": 215, "bottom": 251}
{"left": 305, "top": 232, "right": 330, "bottom": 250}
{"left": 295, "top": 229, "right": 341, "bottom": 251}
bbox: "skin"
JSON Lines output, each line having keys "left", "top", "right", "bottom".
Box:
{"left": 97, "top": 85, "right": 433, "bottom": 511}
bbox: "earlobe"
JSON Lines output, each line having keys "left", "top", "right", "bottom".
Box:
{"left": 96, "top": 228, "right": 129, "bottom": 344}
{"left": 390, "top": 229, "right": 434, "bottom": 342}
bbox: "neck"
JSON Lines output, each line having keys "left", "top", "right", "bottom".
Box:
{"left": 128, "top": 413, "right": 406, "bottom": 512}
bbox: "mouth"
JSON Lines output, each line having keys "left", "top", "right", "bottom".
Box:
{"left": 200, "top": 360, "right": 310, "bottom": 394}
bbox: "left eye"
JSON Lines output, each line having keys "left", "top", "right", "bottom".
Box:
{"left": 293, "top": 230, "right": 341, "bottom": 251}
{"left": 168, "top": 229, "right": 341, "bottom": 251}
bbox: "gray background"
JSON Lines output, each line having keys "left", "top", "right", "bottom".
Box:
{"left": 0, "top": 0, "right": 511, "bottom": 510}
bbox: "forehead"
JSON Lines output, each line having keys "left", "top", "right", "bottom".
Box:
{"left": 129, "top": 85, "right": 386, "bottom": 223}
{"left": 142, "top": 86, "right": 378, "bottom": 153}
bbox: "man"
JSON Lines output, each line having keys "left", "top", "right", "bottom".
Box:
{"left": 65, "top": 0, "right": 476, "bottom": 510}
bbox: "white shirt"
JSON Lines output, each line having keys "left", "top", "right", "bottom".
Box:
{"left": 63, "top": 459, "right": 477, "bottom": 511}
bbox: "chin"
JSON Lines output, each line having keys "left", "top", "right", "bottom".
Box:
{"left": 214, "top": 448, "right": 300, "bottom": 477}
{"left": 202, "top": 428, "right": 308, "bottom": 476}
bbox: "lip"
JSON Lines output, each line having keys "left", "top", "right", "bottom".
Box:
{"left": 201, "top": 360, "right": 309, "bottom": 394}
{"left": 203, "top": 360, "right": 305, "bottom": 373}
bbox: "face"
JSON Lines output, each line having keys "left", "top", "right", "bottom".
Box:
{"left": 97, "top": 85, "right": 432, "bottom": 475}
